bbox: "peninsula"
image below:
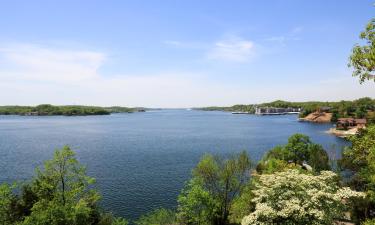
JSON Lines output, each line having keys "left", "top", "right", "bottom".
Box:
{"left": 198, "top": 98, "right": 375, "bottom": 123}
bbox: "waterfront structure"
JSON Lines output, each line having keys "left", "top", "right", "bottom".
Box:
{"left": 336, "top": 118, "right": 367, "bottom": 130}
{"left": 255, "top": 107, "right": 300, "bottom": 115}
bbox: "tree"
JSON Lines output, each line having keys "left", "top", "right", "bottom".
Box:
{"left": 0, "top": 183, "right": 15, "bottom": 225}
{"left": 340, "top": 125, "right": 375, "bottom": 221}
{"left": 135, "top": 208, "right": 176, "bottom": 225}
{"left": 242, "top": 170, "right": 364, "bottom": 225}
{"left": 256, "top": 134, "right": 330, "bottom": 174}
{"left": 21, "top": 146, "right": 101, "bottom": 225}
{"left": 349, "top": 19, "right": 375, "bottom": 83}
{"left": 284, "top": 134, "right": 311, "bottom": 165}
{"left": 340, "top": 126, "right": 375, "bottom": 190}
{"left": 97, "top": 213, "right": 129, "bottom": 225}
{"left": 228, "top": 182, "right": 255, "bottom": 224}
{"left": 307, "top": 144, "right": 330, "bottom": 173}
{"left": 0, "top": 146, "right": 128, "bottom": 225}
{"left": 177, "top": 178, "right": 219, "bottom": 225}
{"left": 177, "top": 151, "right": 252, "bottom": 225}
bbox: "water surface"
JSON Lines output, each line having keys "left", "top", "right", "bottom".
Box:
{"left": 0, "top": 110, "right": 348, "bottom": 220}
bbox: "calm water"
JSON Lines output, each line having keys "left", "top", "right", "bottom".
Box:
{"left": 0, "top": 110, "right": 348, "bottom": 220}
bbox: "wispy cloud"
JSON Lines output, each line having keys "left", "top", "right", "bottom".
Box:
{"left": 163, "top": 40, "right": 183, "bottom": 47}
{"left": 207, "top": 36, "right": 256, "bottom": 62}
{"left": 265, "top": 26, "right": 303, "bottom": 46}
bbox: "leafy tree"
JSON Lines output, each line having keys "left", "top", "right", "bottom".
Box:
{"left": 242, "top": 170, "right": 364, "bottom": 225}
{"left": 356, "top": 107, "right": 367, "bottom": 119}
{"left": 19, "top": 146, "right": 101, "bottom": 225}
{"left": 349, "top": 19, "right": 375, "bottom": 83}
{"left": 307, "top": 144, "right": 331, "bottom": 173}
{"left": 228, "top": 182, "right": 255, "bottom": 224}
{"left": 97, "top": 213, "right": 129, "bottom": 225}
{"left": 0, "top": 146, "right": 128, "bottom": 225}
{"left": 364, "top": 218, "right": 375, "bottom": 225}
{"left": 135, "top": 208, "right": 176, "bottom": 225}
{"left": 177, "top": 178, "right": 219, "bottom": 225}
{"left": 340, "top": 126, "right": 375, "bottom": 189}
{"left": 331, "top": 109, "right": 339, "bottom": 122}
{"left": 0, "top": 183, "right": 15, "bottom": 225}
{"left": 339, "top": 125, "right": 375, "bottom": 221}
{"left": 284, "top": 134, "right": 311, "bottom": 165}
{"left": 257, "top": 134, "right": 330, "bottom": 174}
{"left": 177, "top": 151, "right": 252, "bottom": 225}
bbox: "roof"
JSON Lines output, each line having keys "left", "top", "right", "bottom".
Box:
{"left": 337, "top": 118, "right": 355, "bottom": 122}
{"left": 337, "top": 118, "right": 367, "bottom": 124}
{"left": 355, "top": 118, "right": 367, "bottom": 124}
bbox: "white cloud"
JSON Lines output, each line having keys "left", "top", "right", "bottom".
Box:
{"left": 207, "top": 36, "right": 255, "bottom": 62}
{"left": 0, "top": 44, "right": 105, "bottom": 83}
{"left": 0, "top": 43, "right": 374, "bottom": 108}
{"left": 0, "top": 43, "right": 254, "bottom": 107}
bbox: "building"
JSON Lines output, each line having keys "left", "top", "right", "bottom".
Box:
{"left": 255, "top": 107, "right": 300, "bottom": 115}
{"left": 336, "top": 118, "right": 367, "bottom": 130}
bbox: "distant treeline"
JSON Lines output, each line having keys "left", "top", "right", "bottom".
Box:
{"left": 198, "top": 97, "right": 375, "bottom": 122}
{"left": 0, "top": 104, "right": 139, "bottom": 116}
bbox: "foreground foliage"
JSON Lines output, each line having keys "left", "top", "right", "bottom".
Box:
{"left": 177, "top": 151, "right": 252, "bottom": 225}
{"left": 340, "top": 125, "right": 375, "bottom": 221}
{"left": 1, "top": 131, "right": 373, "bottom": 225}
{"left": 135, "top": 208, "right": 176, "bottom": 225}
{"left": 0, "top": 146, "right": 128, "bottom": 225}
{"left": 242, "top": 169, "right": 364, "bottom": 225}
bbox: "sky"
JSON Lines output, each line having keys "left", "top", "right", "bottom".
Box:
{"left": 0, "top": 0, "right": 374, "bottom": 108}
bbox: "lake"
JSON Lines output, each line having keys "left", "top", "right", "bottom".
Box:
{"left": 0, "top": 109, "right": 348, "bottom": 220}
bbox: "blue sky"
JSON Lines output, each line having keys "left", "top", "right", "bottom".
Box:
{"left": 0, "top": 0, "right": 374, "bottom": 107}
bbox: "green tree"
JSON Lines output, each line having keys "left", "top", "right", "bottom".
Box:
{"left": 257, "top": 134, "right": 330, "bottom": 174}
{"left": 0, "top": 183, "right": 15, "bottom": 225}
{"left": 349, "top": 19, "right": 375, "bottom": 83}
{"left": 340, "top": 125, "right": 375, "bottom": 221}
{"left": 177, "top": 151, "right": 252, "bottom": 225}
{"left": 177, "top": 178, "right": 219, "bottom": 225}
{"left": 21, "top": 146, "right": 101, "bottom": 225}
{"left": 228, "top": 182, "right": 255, "bottom": 224}
{"left": 0, "top": 146, "right": 128, "bottom": 225}
{"left": 284, "top": 134, "right": 311, "bottom": 165}
{"left": 307, "top": 144, "right": 331, "bottom": 173}
{"left": 97, "top": 213, "right": 129, "bottom": 225}
{"left": 135, "top": 208, "right": 176, "bottom": 225}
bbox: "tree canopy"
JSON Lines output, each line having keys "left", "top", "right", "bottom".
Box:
{"left": 349, "top": 19, "right": 375, "bottom": 83}
{"left": 177, "top": 151, "right": 252, "bottom": 225}
{"left": 256, "top": 134, "right": 330, "bottom": 174}
{"left": 0, "top": 146, "right": 128, "bottom": 225}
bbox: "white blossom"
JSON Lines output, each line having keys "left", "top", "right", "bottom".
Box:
{"left": 242, "top": 169, "right": 365, "bottom": 225}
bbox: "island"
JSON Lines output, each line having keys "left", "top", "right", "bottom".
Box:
{"left": 0, "top": 104, "right": 144, "bottom": 116}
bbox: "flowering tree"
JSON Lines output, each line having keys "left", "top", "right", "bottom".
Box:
{"left": 242, "top": 170, "right": 364, "bottom": 225}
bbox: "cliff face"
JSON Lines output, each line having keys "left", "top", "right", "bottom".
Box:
{"left": 300, "top": 112, "right": 332, "bottom": 123}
